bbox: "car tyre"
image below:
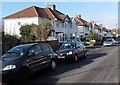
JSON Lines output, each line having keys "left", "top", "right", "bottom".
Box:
{"left": 49, "top": 59, "right": 56, "bottom": 70}
{"left": 83, "top": 52, "right": 86, "bottom": 59}
{"left": 17, "top": 68, "right": 29, "bottom": 83}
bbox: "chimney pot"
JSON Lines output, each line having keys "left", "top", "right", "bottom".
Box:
{"left": 76, "top": 14, "right": 81, "bottom": 18}
{"left": 47, "top": 4, "right": 56, "bottom": 10}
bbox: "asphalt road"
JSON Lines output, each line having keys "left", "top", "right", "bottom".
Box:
{"left": 4, "top": 45, "right": 119, "bottom": 85}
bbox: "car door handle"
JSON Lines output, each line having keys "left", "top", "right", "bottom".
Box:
{"left": 33, "top": 57, "right": 36, "bottom": 60}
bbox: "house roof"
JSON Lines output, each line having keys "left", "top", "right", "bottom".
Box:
{"left": 3, "top": 6, "right": 69, "bottom": 21}
{"left": 74, "top": 16, "right": 90, "bottom": 27}
{"left": 94, "top": 24, "right": 101, "bottom": 30}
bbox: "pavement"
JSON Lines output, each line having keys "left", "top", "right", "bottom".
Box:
{"left": 2, "top": 45, "right": 119, "bottom": 85}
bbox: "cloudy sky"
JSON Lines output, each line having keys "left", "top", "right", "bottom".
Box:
{"left": 1, "top": 2, "right": 118, "bottom": 29}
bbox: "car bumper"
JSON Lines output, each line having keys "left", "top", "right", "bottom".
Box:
{"left": 103, "top": 43, "right": 113, "bottom": 46}
{"left": 2, "top": 69, "right": 18, "bottom": 82}
{"left": 57, "top": 54, "right": 74, "bottom": 60}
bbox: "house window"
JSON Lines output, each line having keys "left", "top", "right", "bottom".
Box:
{"left": 64, "top": 34, "right": 68, "bottom": 40}
{"left": 65, "top": 22, "right": 68, "bottom": 27}
{"left": 60, "top": 35, "right": 64, "bottom": 42}
{"left": 70, "top": 23, "right": 72, "bottom": 28}
{"left": 65, "top": 23, "right": 67, "bottom": 27}
{"left": 62, "top": 22, "right": 64, "bottom": 27}
{"left": 70, "top": 34, "right": 73, "bottom": 39}
{"left": 56, "top": 21, "right": 60, "bottom": 27}
{"left": 85, "top": 27, "right": 89, "bottom": 32}
{"left": 18, "top": 22, "right": 21, "bottom": 25}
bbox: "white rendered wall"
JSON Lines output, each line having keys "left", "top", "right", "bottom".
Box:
{"left": 3, "top": 17, "right": 38, "bottom": 36}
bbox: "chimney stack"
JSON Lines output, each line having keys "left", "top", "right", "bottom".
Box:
{"left": 75, "top": 14, "right": 81, "bottom": 19}
{"left": 47, "top": 4, "right": 56, "bottom": 10}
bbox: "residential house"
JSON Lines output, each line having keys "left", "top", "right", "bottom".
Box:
{"left": 3, "top": 4, "right": 72, "bottom": 43}
{"left": 111, "top": 29, "right": 119, "bottom": 37}
{"left": 94, "top": 24, "right": 103, "bottom": 39}
{"left": 105, "top": 29, "right": 112, "bottom": 37}
{"left": 74, "top": 15, "right": 90, "bottom": 39}
{"left": 70, "top": 17, "right": 78, "bottom": 39}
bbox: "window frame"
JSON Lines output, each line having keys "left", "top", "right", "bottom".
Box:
{"left": 28, "top": 45, "right": 41, "bottom": 56}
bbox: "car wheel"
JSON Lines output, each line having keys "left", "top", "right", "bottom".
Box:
{"left": 17, "top": 68, "right": 29, "bottom": 83}
{"left": 50, "top": 60, "right": 56, "bottom": 70}
{"left": 83, "top": 52, "right": 86, "bottom": 59}
{"left": 74, "top": 55, "right": 78, "bottom": 62}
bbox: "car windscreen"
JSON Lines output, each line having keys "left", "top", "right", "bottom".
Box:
{"left": 7, "top": 45, "right": 28, "bottom": 56}
{"left": 60, "top": 42, "right": 75, "bottom": 50}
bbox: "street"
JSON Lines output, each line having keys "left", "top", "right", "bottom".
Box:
{"left": 26, "top": 46, "right": 119, "bottom": 84}
{"left": 1, "top": 2, "right": 119, "bottom": 85}
{"left": 3, "top": 45, "right": 119, "bottom": 85}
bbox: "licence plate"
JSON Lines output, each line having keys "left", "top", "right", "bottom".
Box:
{"left": 58, "top": 56, "right": 65, "bottom": 59}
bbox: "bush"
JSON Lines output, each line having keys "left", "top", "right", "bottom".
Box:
{"left": 88, "top": 40, "right": 95, "bottom": 46}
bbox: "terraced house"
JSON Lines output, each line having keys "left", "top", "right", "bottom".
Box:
{"left": 73, "top": 15, "right": 91, "bottom": 39}
{"left": 3, "top": 4, "right": 76, "bottom": 43}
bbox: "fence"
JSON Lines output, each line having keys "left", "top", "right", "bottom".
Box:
{"left": 2, "top": 40, "right": 59, "bottom": 55}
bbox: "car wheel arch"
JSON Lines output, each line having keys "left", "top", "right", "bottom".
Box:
{"left": 16, "top": 66, "right": 29, "bottom": 83}
{"left": 18, "top": 66, "right": 29, "bottom": 74}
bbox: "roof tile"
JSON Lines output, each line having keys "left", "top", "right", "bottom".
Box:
{"left": 3, "top": 5, "right": 68, "bottom": 21}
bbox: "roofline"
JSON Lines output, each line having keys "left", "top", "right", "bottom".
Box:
{"left": 46, "top": 8, "right": 57, "bottom": 20}
{"left": 64, "top": 15, "right": 71, "bottom": 22}
{"left": 3, "top": 5, "right": 38, "bottom": 19}
{"left": 3, "top": 16, "right": 38, "bottom": 20}
{"left": 33, "top": 6, "right": 39, "bottom": 17}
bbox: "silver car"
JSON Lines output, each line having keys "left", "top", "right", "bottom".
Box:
{"left": 103, "top": 38, "right": 116, "bottom": 46}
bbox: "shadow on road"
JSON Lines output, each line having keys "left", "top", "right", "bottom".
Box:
{"left": 87, "top": 52, "right": 107, "bottom": 60}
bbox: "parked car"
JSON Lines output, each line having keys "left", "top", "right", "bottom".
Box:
{"left": 115, "top": 38, "right": 120, "bottom": 44}
{"left": 56, "top": 39, "right": 87, "bottom": 62}
{"left": 1, "top": 43, "right": 57, "bottom": 83}
{"left": 103, "top": 38, "right": 116, "bottom": 46}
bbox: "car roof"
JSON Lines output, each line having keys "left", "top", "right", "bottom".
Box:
{"left": 16, "top": 43, "right": 48, "bottom": 47}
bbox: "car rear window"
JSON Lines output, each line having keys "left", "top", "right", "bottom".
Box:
{"left": 60, "top": 42, "right": 75, "bottom": 50}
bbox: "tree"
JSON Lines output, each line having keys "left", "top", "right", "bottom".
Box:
{"left": 20, "top": 19, "right": 53, "bottom": 42}
{"left": 20, "top": 24, "right": 33, "bottom": 42}
{"left": 86, "top": 30, "right": 96, "bottom": 41}
{"left": 31, "top": 19, "right": 53, "bottom": 41}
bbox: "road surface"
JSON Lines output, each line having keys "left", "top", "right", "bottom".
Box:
{"left": 28, "top": 46, "right": 119, "bottom": 84}
{"left": 3, "top": 45, "right": 119, "bottom": 85}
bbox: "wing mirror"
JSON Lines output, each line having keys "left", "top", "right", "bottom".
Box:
{"left": 28, "top": 52, "right": 35, "bottom": 57}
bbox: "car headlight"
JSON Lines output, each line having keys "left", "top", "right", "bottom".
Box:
{"left": 3, "top": 65, "right": 16, "bottom": 71}
{"left": 67, "top": 51, "right": 73, "bottom": 55}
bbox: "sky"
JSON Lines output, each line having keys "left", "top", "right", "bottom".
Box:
{"left": 1, "top": 2, "right": 118, "bottom": 29}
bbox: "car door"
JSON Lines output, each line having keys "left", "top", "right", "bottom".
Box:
{"left": 27, "top": 45, "right": 42, "bottom": 72}
{"left": 40, "top": 44, "right": 52, "bottom": 67}
{"left": 75, "top": 41, "right": 82, "bottom": 57}
{"left": 79, "top": 42, "right": 85, "bottom": 56}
